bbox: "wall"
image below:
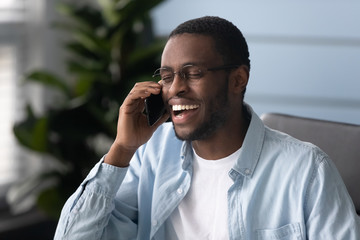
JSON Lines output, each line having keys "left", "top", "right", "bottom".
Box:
{"left": 151, "top": 0, "right": 360, "bottom": 124}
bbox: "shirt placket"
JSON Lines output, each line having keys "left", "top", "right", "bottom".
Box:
{"left": 228, "top": 169, "right": 246, "bottom": 240}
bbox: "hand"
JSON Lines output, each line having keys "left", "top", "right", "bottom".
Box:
{"left": 105, "top": 81, "right": 169, "bottom": 167}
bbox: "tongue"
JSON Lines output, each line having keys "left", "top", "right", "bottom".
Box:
{"left": 175, "top": 110, "right": 185, "bottom": 116}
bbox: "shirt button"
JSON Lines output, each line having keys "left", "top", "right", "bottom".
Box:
{"left": 244, "top": 169, "right": 251, "bottom": 175}
{"left": 177, "top": 188, "right": 183, "bottom": 194}
{"left": 152, "top": 220, "right": 158, "bottom": 226}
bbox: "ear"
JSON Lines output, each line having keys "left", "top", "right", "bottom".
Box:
{"left": 229, "top": 65, "right": 249, "bottom": 94}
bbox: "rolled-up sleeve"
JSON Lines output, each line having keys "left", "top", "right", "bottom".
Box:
{"left": 54, "top": 158, "right": 129, "bottom": 240}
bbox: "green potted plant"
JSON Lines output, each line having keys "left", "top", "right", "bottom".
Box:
{"left": 10, "top": 0, "right": 165, "bottom": 219}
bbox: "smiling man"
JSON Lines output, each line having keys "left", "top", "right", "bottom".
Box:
{"left": 55, "top": 16, "right": 360, "bottom": 240}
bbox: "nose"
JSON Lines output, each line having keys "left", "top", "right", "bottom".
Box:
{"left": 166, "top": 73, "right": 188, "bottom": 98}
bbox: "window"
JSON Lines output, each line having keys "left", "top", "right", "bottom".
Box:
{"left": 0, "top": 0, "right": 25, "bottom": 196}
{"left": 0, "top": 46, "right": 18, "bottom": 191}
{"left": 0, "top": 0, "right": 67, "bottom": 205}
{"left": 0, "top": 0, "right": 24, "bottom": 23}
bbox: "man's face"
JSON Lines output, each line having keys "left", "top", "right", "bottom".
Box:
{"left": 161, "top": 34, "right": 231, "bottom": 141}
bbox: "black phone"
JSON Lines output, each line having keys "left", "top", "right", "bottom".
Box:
{"left": 145, "top": 92, "right": 166, "bottom": 126}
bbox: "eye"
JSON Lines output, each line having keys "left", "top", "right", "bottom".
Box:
{"left": 184, "top": 67, "right": 203, "bottom": 79}
{"left": 187, "top": 72, "right": 202, "bottom": 78}
{"left": 160, "top": 71, "right": 174, "bottom": 83}
{"left": 161, "top": 75, "right": 173, "bottom": 82}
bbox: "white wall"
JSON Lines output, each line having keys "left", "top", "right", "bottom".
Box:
{"left": 151, "top": 0, "right": 360, "bottom": 124}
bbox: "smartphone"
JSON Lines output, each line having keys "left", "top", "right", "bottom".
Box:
{"left": 145, "top": 92, "right": 167, "bottom": 126}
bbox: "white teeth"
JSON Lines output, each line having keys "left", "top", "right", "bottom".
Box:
{"left": 172, "top": 105, "right": 199, "bottom": 111}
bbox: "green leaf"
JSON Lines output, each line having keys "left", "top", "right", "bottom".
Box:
{"left": 72, "top": 30, "right": 110, "bottom": 53}
{"left": 115, "top": 0, "right": 164, "bottom": 25}
{"left": 74, "top": 75, "right": 97, "bottom": 96}
{"left": 65, "top": 42, "right": 108, "bottom": 61}
{"left": 56, "top": 3, "right": 104, "bottom": 31}
{"left": 13, "top": 109, "right": 49, "bottom": 152}
{"left": 26, "top": 71, "right": 72, "bottom": 97}
{"left": 98, "top": 0, "right": 120, "bottom": 25}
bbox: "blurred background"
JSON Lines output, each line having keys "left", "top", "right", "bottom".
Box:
{"left": 1, "top": 0, "right": 359, "bottom": 239}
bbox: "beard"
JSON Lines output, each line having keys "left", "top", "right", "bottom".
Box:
{"left": 173, "top": 79, "right": 230, "bottom": 141}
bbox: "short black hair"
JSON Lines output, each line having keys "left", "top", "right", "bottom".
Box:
{"left": 169, "top": 16, "right": 251, "bottom": 70}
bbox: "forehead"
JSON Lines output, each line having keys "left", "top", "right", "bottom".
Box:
{"left": 161, "top": 33, "right": 222, "bottom": 68}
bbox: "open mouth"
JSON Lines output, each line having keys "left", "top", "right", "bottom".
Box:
{"left": 172, "top": 104, "right": 199, "bottom": 116}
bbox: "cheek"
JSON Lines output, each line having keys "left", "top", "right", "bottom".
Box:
{"left": 161, "top": 89, "right": 169, "bottom": 104}
{"left": 207, "top": 83, "right": 229, "bottom": 108}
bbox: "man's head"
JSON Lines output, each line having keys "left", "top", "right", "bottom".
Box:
{"left": 159, "top": 16, "right": 250, "bottom": 141}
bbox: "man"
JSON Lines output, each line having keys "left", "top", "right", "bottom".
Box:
{"left": 55, "top": 16, "right": 360, "bottom": 239}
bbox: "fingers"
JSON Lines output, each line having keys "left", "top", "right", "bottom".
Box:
{"left": 122, "top": 82, "right": 162, "bottom": 114}
{"left": 129, "top": 82, "right": 161, "bottom": 99}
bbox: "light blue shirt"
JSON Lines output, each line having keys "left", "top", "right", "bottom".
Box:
{"left": 54, "top": 105, "right": 360, "bottom": 240}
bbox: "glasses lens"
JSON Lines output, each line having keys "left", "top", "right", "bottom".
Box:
{"left": 153, "top": 65, "right": 204, "bottom": 84}
{"left": 153, "top": 68, "right": 172, "bottom": 81}
{"left": 152, "top": 69, "right": 162, "bottom": 81}
{"left": 159, "top": 68, "right": 174, "bottom": 82}
{"left": 182, "top": 65, "right": 203, "bottom": 79}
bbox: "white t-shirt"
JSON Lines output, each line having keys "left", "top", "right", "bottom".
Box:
{"left": 169, "top": 147, "right": 241, "bottom": 240}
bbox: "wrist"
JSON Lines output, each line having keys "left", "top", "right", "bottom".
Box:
{"left": 105, "top": 143, "right": 137, "bottom": 168}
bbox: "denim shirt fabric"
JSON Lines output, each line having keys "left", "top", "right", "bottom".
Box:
{"left": 54, "top": 105, "right": 360, "bottom": 240}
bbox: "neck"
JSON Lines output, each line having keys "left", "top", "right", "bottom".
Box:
{"left": 192, "top": 107, "right": 250, "bottom": 160}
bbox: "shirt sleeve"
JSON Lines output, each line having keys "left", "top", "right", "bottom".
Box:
{"left": 54, "top": 156, "right": 136, "bottom": 240}
{"left": 305, "top": 155, "right": 360, "bottom": 239}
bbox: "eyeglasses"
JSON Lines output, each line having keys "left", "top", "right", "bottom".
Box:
{"left": 152, "top": 64, "right": 239, "bottom": 86}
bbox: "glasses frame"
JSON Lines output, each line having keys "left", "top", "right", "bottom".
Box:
{"left": 152, "top": 64, "right": 240, "bottom": 83}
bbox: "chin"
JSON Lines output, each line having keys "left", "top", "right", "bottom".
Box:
{"left": 173, "top": 125, "right": 193, "bottom": 141}
{"left": 173, "top": 124, "right": 214, "bottom": 141}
